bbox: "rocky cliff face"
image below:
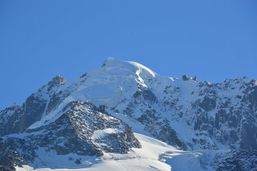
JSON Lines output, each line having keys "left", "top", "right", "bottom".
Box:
{"left": 0, "top": 58, "right": 257, "bottom": 170}
{"left": 0, "top": 101, "right": 140, "bottom": 169}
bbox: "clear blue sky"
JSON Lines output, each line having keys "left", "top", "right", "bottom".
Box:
{"left": 0, "top": 0, "right": 257, "bottom": 108}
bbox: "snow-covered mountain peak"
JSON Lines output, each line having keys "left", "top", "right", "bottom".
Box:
{"left": 68, "top": 59, "right": 159, "bottom": 108}
{"left": 101, "top": 58, "right": 157, "bottom": 78}
{"left": 2, "top": 59, "right": 257, "bottom": 171}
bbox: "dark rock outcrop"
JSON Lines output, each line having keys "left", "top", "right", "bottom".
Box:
{"left": 0, "top": 101, "right": 140, "bottom": 168}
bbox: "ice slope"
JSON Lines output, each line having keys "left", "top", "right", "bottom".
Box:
{"left": 71, "top": 58, "right": 158, "bottom": 106}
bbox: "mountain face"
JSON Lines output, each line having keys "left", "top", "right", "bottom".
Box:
{"left": 1, "top": 58, "right": 257, "bottom": 171}
{"left": 0, "top": 99, "right": 140, "bottom": 169}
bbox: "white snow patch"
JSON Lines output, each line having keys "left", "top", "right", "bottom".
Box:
{"left": 92, "top": 128, "right": 121, "bottom": 140}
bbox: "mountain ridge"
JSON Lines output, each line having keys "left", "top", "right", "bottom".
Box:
{"left": 1, "top": 58, "right": 257, "bottom": 171}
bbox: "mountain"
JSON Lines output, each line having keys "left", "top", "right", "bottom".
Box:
{"left": 1, "top": 58, "right": 257, "bottom": 171}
